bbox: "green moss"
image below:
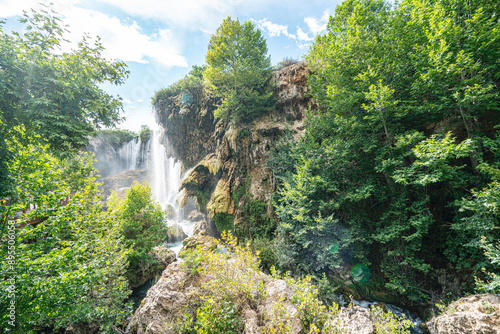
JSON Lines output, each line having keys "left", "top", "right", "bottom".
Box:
{"left": 232, "top": 183, "right": 247, "bottom": 205}
{"left": 213, "top": 213, "right": 234, "bottom": 233}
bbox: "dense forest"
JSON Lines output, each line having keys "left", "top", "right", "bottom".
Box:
{"left": 1, "top": 0, "right": 500, "bottom": 333}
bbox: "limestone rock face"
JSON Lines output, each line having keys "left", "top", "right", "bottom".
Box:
{"left": 426, "top": 294, "right": 500, "bottom": 334}
{"left": 150, "top": 246, "right": 176, "bottom": 270}
{"left": 192, "top": 219, "right": 217, "bottom": 237}
{"left": 187, "top": 210, "right": 204, "bottom": 222}
{"left": 178, "top": 234, "right": 218, "bottom": 255}
{"left": 166, "top": 222, "right": 187, "bottom": 243}
{"left": 127, "top": 261, "right": 188, "bottom": 334}
{"left": 154, "top": 62, "right": 313, "bottom": 235}
{"left": 99, "top": 169, "right": 148, "bottom": 200}
{"left": 336, "top": 306, "right": 375, "bottom": 334}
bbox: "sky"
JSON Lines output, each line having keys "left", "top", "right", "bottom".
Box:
{"left": 0, "top": 0, "right": 343, "bottom": 132}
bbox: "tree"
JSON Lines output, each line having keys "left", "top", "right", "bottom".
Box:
{"left": 270, "top": 0, "right": 500, "bottom": 303}
{"left": 0, "top": 8, "right": 128, "bottom": 173}
{"left": 203, "top": 17, "right": 275, "bottom": 123}
{"left": 0, "top": 131, "right": 131, "bottom": 333}
{"left": 107, "top": 182, "right": 168, "bottom": 287}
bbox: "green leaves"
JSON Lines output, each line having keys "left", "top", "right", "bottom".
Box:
{"left": 0, "top": 136, "right": 131, "bottom": 332}
{"left": 0, "top": 9, "right": 128, "bottom": 160}
{"left": 271, "top": 0, "right": 500, "bottom": 302}
{"left": 107, "top": 182, "right": 168, "bottom": 287}
{"left": 204, "top": 17, "right": 275, "bottom": 123}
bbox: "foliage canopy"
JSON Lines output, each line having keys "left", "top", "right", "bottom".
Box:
{"left": 203, "top": 17, "right": 275, "bottom": 123}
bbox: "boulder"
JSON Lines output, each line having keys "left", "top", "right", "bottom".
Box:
{"left": 150, "top": 246, "right": 176, "bottom": 269}
{"left": 187, "top": 209, "right": 204, "bottom": 222}
{"left": 192, "top": 219, "right": 217, "bottom": 237}
{"left": 336, "top": 305, "right": 375, "bottom": 334}
{"left": 258, "top": 279, "right": 303, "bottom": 334}
{"left": 178, "top": 234, "right": 218, "bottom": 255}
{"left": 166, "top": 222, "right": 187, "bottom": 243}
{"left": 127, "top": 261, "right": 190, "bottom": 334}
{"left": 426, "top": 294, "right": 500, "bottom": 334}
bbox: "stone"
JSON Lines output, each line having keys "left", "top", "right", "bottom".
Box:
{"left": 150, "top": 246, "right": 176, "bottom": 269}
{"left": 192, "top": 219, "right": 217, "bottom": 237}
{"left": 127, "top": 261, "right": 190, "bottom": 334}
{"left": 426, "top": 294, "right": 500, "bottom": 334}
{"left": 166, "top": 222, "right": 187, "bottom": 243}
{"left": 187, "top": 209, "right": 204, "bottom": 222}
{"left": 243, "top": 309, "right": 260, "bottom": 334}
{"left": 336, "top": 305, "right": 375, "bottom": 334}
{"left": 178, "top": 234, "right": 217, "bottom": 256}
{"left": 257, "top": 279, "right": 303, "bottom": 334}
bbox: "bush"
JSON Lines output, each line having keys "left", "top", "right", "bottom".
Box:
{"left": 273, "top": 57, "right": 300, "bottom": 71}
{"left": 107, "top": 182, "right": 168, "bottom": 287}
{"left": 201, "top": 231, "right": 265, "bottom": 305}
{"left": 195, "top": 297, "right": 244, "bottom": 334}
{"left": 180, "top": 247, "right": 205, "bottom": 275}
{"left": 0, "top": 136, "right": 131, "bottom": 332}
{"left": 370, "top": 306, "right": 412, "bottom": 334}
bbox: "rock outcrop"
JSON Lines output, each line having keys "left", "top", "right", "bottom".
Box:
{"left": 99, "top": 169, "right": 148, "bottom": 200}
{"left": 126, "top": 260, "right": 305, "bottom": 334}
{"left": 153, "top": 62, "right": 313, "bottom": 235}
{"left": 426, "top": 294, "right": 500, "bottom": 334}
{"left": 166, "top": 222, "right": 188, "bottom": 243}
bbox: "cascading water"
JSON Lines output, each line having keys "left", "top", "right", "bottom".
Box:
{"left": 120, "top": 137, "right": 148, "bottom": 170}
{"left": 149, "top": 129, "right": 181, "bottom": 212}
{"left": 148, "top": 125, "right": 196, "bottom": 254}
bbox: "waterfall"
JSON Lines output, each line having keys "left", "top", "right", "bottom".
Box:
{"left": 149, "top": 128, "right": 182, "bottom": 213}
{"left": 118, "top": 137, "right": 149, "bottom": 171}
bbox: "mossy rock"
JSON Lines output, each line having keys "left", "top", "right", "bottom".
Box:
{"left": 179, "top": 235, "right": 218, "bottom": 257}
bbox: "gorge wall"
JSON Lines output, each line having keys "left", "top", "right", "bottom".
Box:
{"left": 152, "top": 62, "right": 313, "bottom": 236}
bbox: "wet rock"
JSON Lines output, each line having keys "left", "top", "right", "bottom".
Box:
{"left": 192, "top": 219, "right": 217, "bottom": 237}
{"left": 166, "top": 222, "right": 187, "bottom": 243}
{"left": 187, "top": 209, "right": 204, "bottom": 222}
{"left": 426, "top": 294, "right": 500, "bottom": 334}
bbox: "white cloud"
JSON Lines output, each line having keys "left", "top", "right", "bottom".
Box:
{"left": 255, "top": 18, "right": 296, "bottom": 39}
{"left": 95, "top": 0, "right": 273, "bottom": 31}
{"left": 60, "top": 8, "right": 187, "bottom": 67}
{"left": 296, "top": 27, "right": 313, "bottom": 42}
{"left": 304, "top": 9, "right": 331, "bottom": 36}
{"left": 0, "top": 0, "right": 80, "bottom": 17}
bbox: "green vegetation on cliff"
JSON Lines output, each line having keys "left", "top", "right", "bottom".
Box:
{"left": 204, "top": 17, "right": 276, "bottom": 123}
{"left": 270, "top": 0, "right": 500, "bottom": 303}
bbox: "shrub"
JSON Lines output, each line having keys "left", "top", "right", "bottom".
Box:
{"left": 195, "top": 296, "right": 244, "bottom": 334}
{"left": 262, "top": 301, "right": 293, "bottom": 334}
{"left": 139, "top": 125, "right": 152, "bottom": 142}
{"left": 107, "top": 182, "right": 168, "bottom": 287}
{"left": 200, "top": 231, "right": 265, "bottom": 305}
{"left": 370, "top": 306, "right": 412, "bottom": 334}
{"left": 180, "top": 247, "right": 205, "bottom": 275}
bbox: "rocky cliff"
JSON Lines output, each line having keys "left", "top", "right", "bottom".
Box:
{"left": 153, "top": 62, "right": 313, "bottom": 236}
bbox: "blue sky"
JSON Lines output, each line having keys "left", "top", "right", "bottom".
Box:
{"left": 1, "top": 0, "right": 343, "bottom": 131}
